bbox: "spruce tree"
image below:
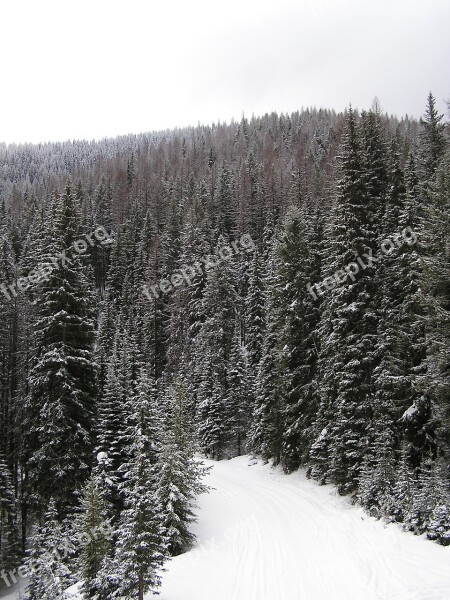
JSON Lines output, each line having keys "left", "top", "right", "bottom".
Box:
{"left": 75, "top": 476, "right": 112, "bottom": 600}
{"left": 310, "top": 108, "right": 378, "bottom": 493}
{"left": 195, "top": 239, "right": 237, "bottom": 459}
{"left": 419, "top": 92, "right": 446, "bottom": 183}
{"left": 111, "top": 374, "right": 166, "bottom": 600}
{"left": 158, "top": 383, "right": 208, "bottom": 556}
{"left": 226, "top": 330, "right": 252, "bottom": 456}
{"left": 249, "top": 237, "right": 284, "bottom": 465}
{"left": 245, "top": 247, "right": 266, "bottom": 370}
{"left": 95, "top": 327, "right": 134, "bottom": 519}
{"left": 276, "top": 207, "right": 322, "bottom": 472}
{"left": 0, "top": 454, "right": 21, "bottom": 572}
{"left": 24, "top": 500, "right": 75, "bottom": 600}
{"left": 23, "top": 182, "right": 97, "bottom": 516}
{"left": 421, "top": 151, "right": 450, "bottom": 459}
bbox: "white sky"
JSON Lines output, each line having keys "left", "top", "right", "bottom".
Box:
{"left": 0, "top": 0, "right": 449, "bottom": 144}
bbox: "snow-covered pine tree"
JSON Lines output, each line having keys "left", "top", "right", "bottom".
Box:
{"left": 158, "top": 382, "right": 208, "bottom": 556}
{"left": 214, "top": 162, "right": 237, "bottom": 238}
{"left": 24, "top": 499, "right": 75, "bottom": 600}
{"left": 95, "top": 326, "right": 134, "bottom": 519}
{"left": 275, "top": 206, "right": 322, "bottom": 472}
{"left": 366, "top": 142, "right": 421, "bottom": 509}
{"left": 245, "top": 247, "right": 266, "bottom": 370}
{"left": 427, "top": 502, "right": 450, "bottom": 546}
{"left": 195, "top": 239, "right": 237, "bottom": 459}
{"left": 23, "top": 182, "right": 97, "bottom": 517}
{"left": 419, "top": 92, "right": 446, "bottom": 184}
{"left": 391, "top": 444, "right": 415, "bottom": 523}
{"left": 249, "top": 231, "right": 285, "bottom": 465}
{"left": 74, "top": 475, "right": 112, "bottom": 600}
{"left": 0, "top": 209, "right": 17, "bottom": 464}
{"left": 110, "top": 372, "right": 166, "bottom": 600}
{"left": 167, "top": 190, "right": 212, "bottom": 394}
{"left": 0, "top": 454, "right": 21, "bottom": 571}
{"left": 226, "top": 329, "right": 252, "bottom": 456}
{"left": 421, "top": 150, "right": 450, "bottom": 460}
{"left": 310, "top": 108, "right": 379, "bottom": 493}
{"left": 91, "top": 177, "right": 113, "bottom": 296}
{"left": 406, "top": 457, "right": 449, "bottom": 537}
{"left": 357, "top": 417, "right": 396, "bottom": 517}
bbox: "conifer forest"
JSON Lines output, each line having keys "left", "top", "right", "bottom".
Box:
{"left": 0, "top": 94, "right": 449, "bottom": 599}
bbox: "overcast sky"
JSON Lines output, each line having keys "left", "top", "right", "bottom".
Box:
{"left": 1, "top": 0, "right": 448, "bottom": 144}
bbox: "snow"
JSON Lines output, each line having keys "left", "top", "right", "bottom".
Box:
{"left": 158, "top": 456, "right": 450, "bottom": 600}
{"left": 56, "top": 456, "right": 450, "bottom": 600}
{"left": 401, "top": 405, "right": 419, "bottom": 421}
{"left": 96, "top": 451, "right": 108, "bottom": 463}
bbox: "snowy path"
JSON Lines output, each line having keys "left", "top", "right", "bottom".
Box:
{"left": 159, "top": 456, "right": 450, "bottom": 600}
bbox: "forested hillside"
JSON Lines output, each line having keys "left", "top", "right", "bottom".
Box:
{"left": 0, "top": 95, "right": 449, "bottom": 599}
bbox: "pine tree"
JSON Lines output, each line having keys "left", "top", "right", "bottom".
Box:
{"left": 23, "top": 182, "right": 97, "bottom": 516}
{"left": 249, "top": 236, "right": 284, "bottom": 464}
{"left": 357, "top": 419, "right": 396, "bottom": 517}
{"left": 419, "top": 93, "right": 446, "bottom": 183}
{"left": 427, "top": 502, "right": 450, "bottom": 546}
{"left": 421, "top": 151, "right": 450, "bottom": 459}
{"left": 371, "top": 142, "right": 427, "bottom": 489}
{"left": 91, "top": 177, "right": 113, "bottom": 296}
{"left": 0, "top": 224, "right": 16, "bottom": 464}
{"left": 0, "top": 454, "right": 21, "bottom": 572}
{"left": 276, "top": 207, "right": 322, "bottom": 472}
{"left": 310, "top": 108, "right": 379, "bottom": 493}
{"left": 226, "top": 330, "right": 252, "bottom": 456}
{"left": 214, "top": 163, "right": 237, "bottom": 237}
{"left": 245, "top": 247, "right": 266, "bottom": 370}
{"left": 158, "top": 382, "right": 208, "bottom": 556}
{"left": 110, "top": 374, "right": 166, "bottom": 600}
{"left": 95, "top": 327, "right": 134, "bottom": 518}
{"left": 391, "top": 444, "right": 415, "bottom": 523}
{"left": 75, "top": 476, "right": 112, "bottom": 600}
{"left": 24, "top": 500, "right": 75, "bottom": 600}
{"left": 407, "top": 458, "right": 449, "bottom": 536}
{"left": 195, "top": 240, "right": 237, "bottom": 459}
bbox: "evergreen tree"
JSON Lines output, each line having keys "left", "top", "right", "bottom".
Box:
{"left": 406, "top": 458, "right": 449, "bottom": 536}
{"left": 158, "top": 383, "right": 208, "bottom": 556}
{"left": 23, "top": 182, "right": 97, "bottom": 516}
{"left": 245, "top": 247, "right": 266, "bottom": 370}
{"left": 95, "top": 327, "right": 134, "bottom": 518}
{"left": 391, "top": 444, "right": 415, "bottom": 523}
{"left": 226, "top": 330, "right": 252, "bottom": 456}
{"left": 277, "top": 207, "right": 322, "bottom": 472}
{"left": 214, "top": 163, "right": 237, "bottom": 237}
{"left": 0, "top": 454, "right": 21, "bottom": 572}
{"left": 419, "top": 93, "right": 446, "bottom": 182}
{"left": 110, "top": 374, "right": 166, "bottom": 600}
{"left": 75, "top": 476, "right": 112, "bottom": 600}
{"left": 421, "top": 151, "right": 450, "bottom": 458}
{"left": 310, "top": 108, "right": 378, "bottom": 493}
{"left": 249, "top": 238, "right": 284, "bottom": 464}
{"left": 195, "top": 240, "right": 237, "bottom": 459}
{"left": 24, "top": 500, "right": 75, "bottom": 600}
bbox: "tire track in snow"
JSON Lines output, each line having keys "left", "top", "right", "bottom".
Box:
{"left": 159, "top": 457, "right": 450, "bottom": 600}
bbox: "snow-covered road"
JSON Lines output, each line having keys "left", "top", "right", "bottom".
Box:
{"left": 159, "top": 456, "right": 450, "bottom": 600}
